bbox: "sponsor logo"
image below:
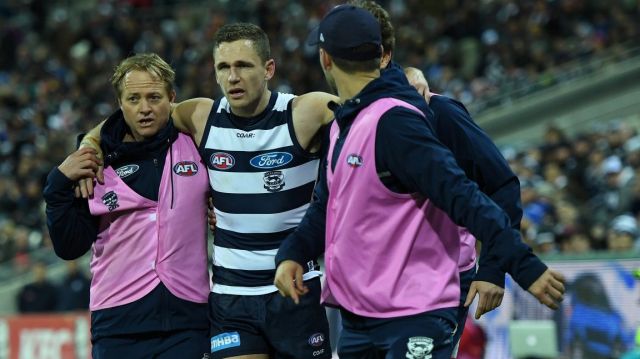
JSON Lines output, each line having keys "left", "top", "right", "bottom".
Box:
{"left": 263, "top": 170, "right": 285, "bottom": 192}
{"left": 250, "top": 152, "right": 293, "bottom": 169}
{"left": 115, "top": 164, "right": 139, "bottom": 178}
{"left": 308, "top": 333, "right": 325, "bottom": 347}
{"left": 346, "top": 154, "right": 363, "bottom": 168}
{"left": 173, "top": 161, "right": 198, "bottom": 176}
{"left": 406, "top": 336, "right": 434, "bottom": 359}
{"left": 313, "top": 349, "right": 325, "bottom": 357}
{"left": 211, "top": 332, "right": 241, "bottom": 352}
{"left": 236, "top": 132, "right": 255, "bottom": 138}
{"left": 101, "top": 191, "right": 119, "bottom": 212}
{"left": 210, "top": 152, "right": 235, "bottom": 170}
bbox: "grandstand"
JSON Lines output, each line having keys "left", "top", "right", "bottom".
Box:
{"left": 0, "top": 1, "right": 639, "bottom": 358}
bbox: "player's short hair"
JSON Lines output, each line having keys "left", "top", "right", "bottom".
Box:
{"left": 348, "top": 0, "right": 395, "bottom": 54}
{"left": 111, "top": 53, "right": 175, "bottom": 100}
{"left": 331, "top": 54, "right": 381, "bottom": 73}
{"left": 213, "top": 23, "right": 271, "bottom": 63}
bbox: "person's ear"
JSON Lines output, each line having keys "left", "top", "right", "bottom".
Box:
{"left": 319, "top": 48, "right": 332, "bottom": 71}
{"left": 265, "top": 59, "right": 275, "bottom": 80}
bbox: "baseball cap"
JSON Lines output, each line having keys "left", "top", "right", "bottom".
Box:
{"left": 611, "top": 214, "right": 638, "bottom": 235}
{"left": 307, "top": 4, "right": 382, "bottom": 61}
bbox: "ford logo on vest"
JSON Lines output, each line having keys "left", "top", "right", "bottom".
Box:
{"left": 249, "top": 152, "right": 293, "bottom": 169}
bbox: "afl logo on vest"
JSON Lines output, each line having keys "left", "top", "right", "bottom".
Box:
{"left": 210, "top": 152, "right": 235, "bottom": 170}
{"left": 346, "top": 154, "right": 363, "bottom": 168}
{"left": 173, "top": 161, "right": 198, "bottom": 176}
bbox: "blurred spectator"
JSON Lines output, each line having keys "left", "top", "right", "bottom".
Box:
{"left": 607, "top": 214, "right": 640, "bottom": 252}
{"left": 16, "top": 261, "right": 58, "bottom": 313}
{"left": 57, "top": 260, "right": 90, "bottom": 311}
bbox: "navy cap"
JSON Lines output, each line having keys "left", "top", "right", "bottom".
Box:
{"left": 307, "top": 4, "right": 382, "bottom": 61}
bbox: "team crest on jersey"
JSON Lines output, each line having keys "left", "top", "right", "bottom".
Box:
{"left": 101, "top": 191, "right": 119, "bottom": 212}
{"left": 263, "top": 170, "right": 285, "bottom": 192}
{"left": 173, "top": 161, "right": 198, "bottom": 176}
{"left": 346, "top": 154, "right": 363, "bottom": 168}
{"left": 210, "top": 152, "right": 235, "bottom": 170}
{"left": 249, "top": 152, "right": 293, "bottom": 169}
{"left": 115, "top": 164, "right": 139, "bottom": 178}
{"left": 406, "top": 337, "right": 434, "bottom": 359}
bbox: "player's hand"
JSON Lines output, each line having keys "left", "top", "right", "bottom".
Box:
{"left": 464, "top": 280, "right": 505, "bottom": 319}
{"left": 527, "top": 269, "right": 565, "bottom": 310}
{"left": 404, "top": 66, "right": 432, "bottom": 103}
{"left": 77, "top": 140, "right": 104, "bottom": 198}
{"left": 58, "top": 147, "right": 102, "bottom": 183}
{"left": 207, "top": 197, "right": 217, "bottom": 232}
{"left": 274, "top": 260, "right": 308, "bottom": 304}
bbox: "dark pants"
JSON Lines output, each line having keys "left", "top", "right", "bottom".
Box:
{"left": 337, "top": 307, "right": 458, "bottom": 359}
{"left": 92, "top": 329, "right": 210, "bottom": 359}
{"left": 449, "top": 267, "right": 477, "bottom": 358}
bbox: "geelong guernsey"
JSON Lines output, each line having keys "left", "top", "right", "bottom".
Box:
{"left": 200, "top": 92, "right": 322, "bottom": 295}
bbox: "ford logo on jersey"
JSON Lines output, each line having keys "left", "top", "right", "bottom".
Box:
{"left": 249, "top": 152, "right": 293, "bottom": 169}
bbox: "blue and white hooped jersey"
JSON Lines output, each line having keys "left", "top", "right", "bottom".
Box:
{"left": 200, "top": 92, "right": 322, "bottom": 295}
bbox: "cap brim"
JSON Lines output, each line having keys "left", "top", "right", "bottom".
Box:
{"left": 306, "top": 26, "right": 320, "bottom": 46}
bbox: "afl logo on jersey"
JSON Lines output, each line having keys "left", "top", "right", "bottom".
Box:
{"left": 250, "top": 152, "right": 293, "bottom": 169}
{"left": 346, "top": 154, "right": 363, "bottom": 168}
{"left": 173, "top": 161, "right": 198, "bottom": 176}
{"left": 210, "top": 152, "right": 235, "bottom": 170}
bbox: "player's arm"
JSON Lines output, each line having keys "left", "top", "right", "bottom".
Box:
{"left": 274, "top": 128, "right": 331, "bottom": 304}
{"left": 291, "top": 92, "right": 339, "bottom": 152}
{"left": 170, "top": 97, "right": 214, "bottom": 145}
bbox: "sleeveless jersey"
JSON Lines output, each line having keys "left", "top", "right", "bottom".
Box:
{"left": 200, "top": 92, "right": 322, "bottom": 295}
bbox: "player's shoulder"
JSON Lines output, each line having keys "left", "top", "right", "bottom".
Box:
{"left": 291, "top": 91, "right": 338, "bottom": 125}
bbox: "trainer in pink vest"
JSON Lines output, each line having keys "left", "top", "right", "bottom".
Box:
{"left": 323, "top": 98, "right": 461, "bottom": 318}
{"left": 88, "top": 133, "right": 210, "bottom": 311}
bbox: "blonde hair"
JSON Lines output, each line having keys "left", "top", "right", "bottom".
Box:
{"left": 111, "top": 53, "right": 175, "bottom": 99}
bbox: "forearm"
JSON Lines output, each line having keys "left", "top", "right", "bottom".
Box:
{"left": 276, "top": 167, "right": 329, "bottom": 266}
{"left": 43, "top": 168, "right": 97, "bottom": 259}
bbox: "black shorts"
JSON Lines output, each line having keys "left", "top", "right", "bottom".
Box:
{"left": 209, "top": 277, "right": 332, "bottom": 358}
{"left": 337, "top": 307, "right": 457, "bottom": 359}
{"left": 92, "top": 329, "right": 209, "bottom": 359}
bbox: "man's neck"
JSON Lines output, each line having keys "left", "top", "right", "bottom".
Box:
{"left": 335, "top": 70, "right": 379, "bottom": 102}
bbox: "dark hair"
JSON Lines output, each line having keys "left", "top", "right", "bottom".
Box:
{"left": 213, "top": 23, "right": 271, "bottom": 62}
{"left": 348, "top": 0, "right": 395, "bottom": 54}
{"left": 331, "top": 44, "right": 381, "bottom": 73}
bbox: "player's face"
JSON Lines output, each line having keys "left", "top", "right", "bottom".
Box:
{"left": 119, "top": 70, "right": 174, "bottom": 141}
{"left": 214, "top": 40, "right": 275, "bottom": 117}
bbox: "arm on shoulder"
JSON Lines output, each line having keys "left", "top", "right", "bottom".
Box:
{"left": 292, "top": 91, "right": 338, "bottom": 126}
{"left": 171, "top": 97, "right": 214, "bottom": 143}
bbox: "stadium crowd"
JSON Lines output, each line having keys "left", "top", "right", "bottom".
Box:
{"left": 0, "top": 0, "right": 640, "bottom": 274}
